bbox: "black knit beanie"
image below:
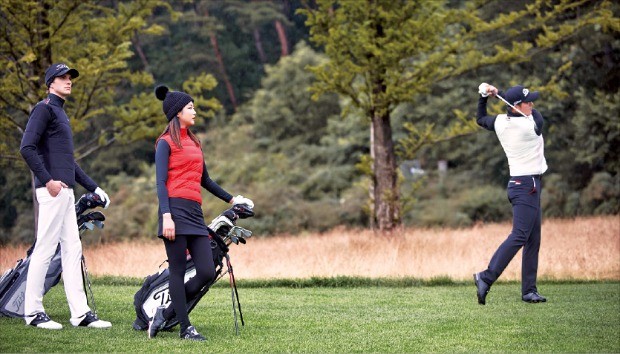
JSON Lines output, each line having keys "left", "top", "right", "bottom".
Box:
{"left": 154, "top": 85, "right": 194, "bottom": 122}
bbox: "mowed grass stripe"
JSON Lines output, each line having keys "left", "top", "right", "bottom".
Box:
{"left": 0, "top": 282, "right": 618, "bottom": 352}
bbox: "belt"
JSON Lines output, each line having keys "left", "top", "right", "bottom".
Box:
{"left": 512, "top": 174, "right": 543, "bottom": 179}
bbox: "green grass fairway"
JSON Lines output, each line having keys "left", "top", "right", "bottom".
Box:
{"left": 0, "top": 281, "right": 618, "bottom": 352}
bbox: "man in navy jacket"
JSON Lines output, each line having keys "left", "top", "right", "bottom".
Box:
{"left": 19, "top": 63, "right": 112, "bottom": 329}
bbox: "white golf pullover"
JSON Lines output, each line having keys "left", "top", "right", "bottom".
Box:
{"left": 477, "top": 96, "right": 548, "bottom": 177}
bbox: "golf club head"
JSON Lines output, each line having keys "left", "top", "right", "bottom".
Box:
{"left": 75, "top": 193, "right": 106, "bottom": 215}
{"left": 93, "top": 220, "right": 104, "bottom": 229}
{"left": 232, "top": 204, "right": 254, "bottom": 219}
{"left": 221, "top": 209, "right": 238, "bottom": 222}
{"left": 209, "top": 215, "right": 234, "bottom": 234}
{"left": 231, "top": 226, "right": 252, "bottom": 239}
{"left": 87, "top": 211, "right": 106, "bottom": 222}
{"left": 78, "top": 212, "right": 105, "bottom": 225}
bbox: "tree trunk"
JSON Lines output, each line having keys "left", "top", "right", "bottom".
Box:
{"left": 253, "top": 28, "right": 267, "bottom": 64}
{"left": 209, "top": 33, "right": 238, "bottom": 111}
{"left": 200, "top": 6, "right": 238, "bottom": 111}
{"left": 274, "top": 20, "right": 288, "bottom": 57}
{"left": 371, "top": 110, "right": 399, "bottom": 231}
{"left": 131, "top": 32, "right": 150, "bottom": 71}
{"left": 368, "top": 123, "right": 375, "bottom": 229}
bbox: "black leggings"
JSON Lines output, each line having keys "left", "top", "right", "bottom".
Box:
{"left": 162, "top": 235, "right": 215, "bottom": 332}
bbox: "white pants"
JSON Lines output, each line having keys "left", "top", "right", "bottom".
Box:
{"left": 24, "top": 187, "right": 89, "bottom": 323}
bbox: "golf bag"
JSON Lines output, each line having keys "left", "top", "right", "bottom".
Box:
{"left": 0, "top": 192, "right": 106, "bottom": 318}
{"left": 132, "top": 203, "right": 254, "bottom": 334}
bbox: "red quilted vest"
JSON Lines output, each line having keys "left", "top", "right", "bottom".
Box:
{"left": 160, "top": 129, "right": 203, "bottom": 204}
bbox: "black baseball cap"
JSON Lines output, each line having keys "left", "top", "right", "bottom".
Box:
{"left": 45, "top": 63, "right": 79, "bottom": 87}
{"left": 503, "top": 85, "right": 540, "bottom": 106}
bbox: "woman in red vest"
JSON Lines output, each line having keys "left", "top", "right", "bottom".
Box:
{"left": 148, "top": 85, "right": 253, "bottom": 341}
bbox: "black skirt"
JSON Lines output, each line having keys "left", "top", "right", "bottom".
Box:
{"left": 158, "top": 197, "right": 211, "bottom": 238}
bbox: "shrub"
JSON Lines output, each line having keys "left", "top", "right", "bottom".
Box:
{"left": 542, "top": 173, "right": 571, "bottom": 217}
{"left": 456, "top": 185, "right": 511, "bottom": 223}
{"left": 580, "top": 172, "right": 620, "bottom": 215}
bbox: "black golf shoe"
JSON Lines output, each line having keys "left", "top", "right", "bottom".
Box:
{"left": 180, "top": 325, "right": 206, "bottom": 341}
{"left": 148, "top": 306, "right": 167, "bottom": 339}
{"left": 474, "top": 272, "right": 491, "bottom": 305}
{"left": 522, "top": 292, "right": 547, "bottom": 303}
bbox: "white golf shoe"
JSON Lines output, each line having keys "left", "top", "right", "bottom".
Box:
{"left": 25, "top": 312, "right": 63, "bottom": 330}
{"left": 70, "top": 311, "right": 112, "bottom": 328}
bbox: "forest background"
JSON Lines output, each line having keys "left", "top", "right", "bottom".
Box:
{"left": 0, "top": 0, "right": 618, "bottom": 244}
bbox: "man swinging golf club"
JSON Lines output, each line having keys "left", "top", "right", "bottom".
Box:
{"left": 473, "top": 83, "right": 548, "bottom": 305}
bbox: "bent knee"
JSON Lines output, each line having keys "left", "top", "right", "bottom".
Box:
{"left": 195, "top": 267, "right": 216, "bottom": 285}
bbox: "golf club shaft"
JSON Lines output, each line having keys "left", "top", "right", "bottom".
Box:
{"left": 81, "top": 256, "right": 97, "bottom": 314}
{"left": 495, "top": 94, "right": 529, "bottom": 118}
{"left": 226, "top": 255, "right": 240, "bottom": 335}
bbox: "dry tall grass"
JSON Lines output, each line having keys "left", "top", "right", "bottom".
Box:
{"left": 1, "top": 216, "right": 618, "bottom": 281}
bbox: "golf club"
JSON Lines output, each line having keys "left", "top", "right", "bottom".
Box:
{"left": 480, "top": 82, "right": 530, "bottom": 118}
{"left": 225, "top": 254, "right": 244, "bottom": 335}
{"left": 495, "top": 94, "right": 529, "bottom": 118}
{"left": 81, "top": 255, "right": 97, "bottom": 315}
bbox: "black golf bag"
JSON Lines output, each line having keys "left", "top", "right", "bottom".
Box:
{"left": 132, "top": 203, "right": 254, "bottom": 334}
{"left": 0, "top": 193, "right": 106, "bottom": 318}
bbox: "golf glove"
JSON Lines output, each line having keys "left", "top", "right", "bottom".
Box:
{"left": 94, "top": 187, "right": 111, "bottom": 209}
{"left": 232, "top": 195, "right": 254, "bottom": 209}
{"left": 478, "top": 83, "right": 490, "bottom": 97}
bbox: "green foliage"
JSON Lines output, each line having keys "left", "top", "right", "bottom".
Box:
{"left": 0, "top": 0, "right": 225, "bottom": 235}
{"left": 300, "top": 0, "right": 476, "bottom": 229}
{"left": 580, "top": 172, "right": 620, "bottom": 215}
{"left": 130, "top": 0, "right": 305, "bottom": 113}
{"left": 198, "top": 42, "right": 369, "bottom": 235}
{"left": 239, "top": 42, "right": 337, "bottom": 152}
{"left": 402, "top": 170, "right": 511, "bottom": 228}
{"left": 542, "top": 173, "right": 576, "bottom": 217}
{"left": 225, "top": 0, "right": 291, "bottom": 33}
{"left": 0, "top": 0, "right": 172, "bottom": 154}
{"left": 298, "top": 0, "right": 616, "bottom": 229}
{"left": 571, "top": 89, "right": 620, "bottom": 176}
{"left": 91, "top": 164, "right": 160, "bottom": 243}
{"left": 1, "top": 1, "right": 618, "bottom": 239}
{"left": 0, "top": 163, "right": 33, "bottom": 244}
{"left": 456, "top": 185, "right": 511, "bottom": 222}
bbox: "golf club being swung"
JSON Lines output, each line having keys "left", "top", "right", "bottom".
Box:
{"left": 480, "top": 83, "right": 529, "bottom": 118}
{"left": 495, "top": 94, "right": 529, "bottom": 118}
